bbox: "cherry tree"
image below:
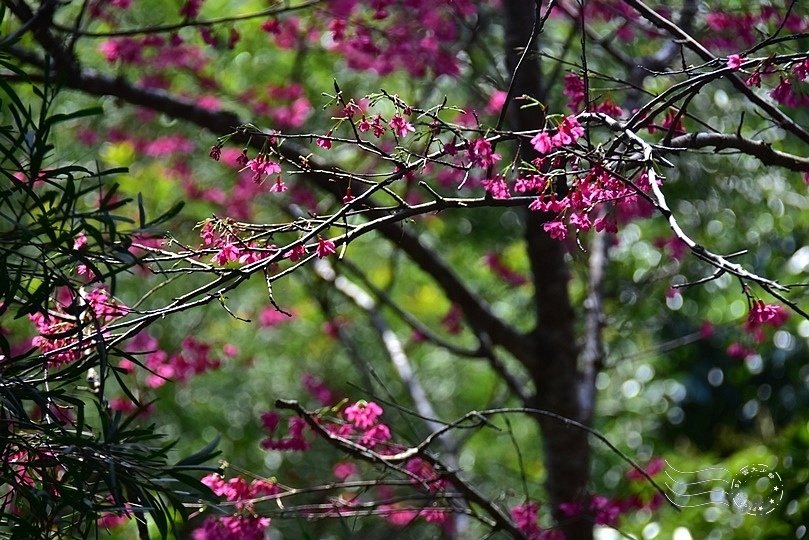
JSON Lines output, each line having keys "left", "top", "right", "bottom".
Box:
{"left": 1, "top": 0, "right": 808, "bottom": 538}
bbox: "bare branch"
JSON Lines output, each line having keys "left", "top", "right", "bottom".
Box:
{"left": 663, "top": 132, "right": 809, "bottom": 172}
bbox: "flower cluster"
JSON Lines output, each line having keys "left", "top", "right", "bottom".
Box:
{"left": 725, "top": 299, "right": 790, "bottom": 360}
{"left": 530, "top": 115, "right": 585, "bottom": 155}
{"left": 744, "top": 300, "right": 789, "bottom": 343}
{"left": 468, "top": 137, "right": 501, "bottom": 169}
{"left": 194, "top": 473, "right": 280, "bottom": 540}
{"left": 144, "top": 336, "right": 222, "bottom": 388}
{"left": 705, "top": 7, "right": 808, "bottom": 50}
{"left": 529, "top": 167, "right": 655, "bottom": 240}
{"left": 260, "top": 412, "right": 311, "bottom": 451}
{"left": 29, "top": 287, "right": 128, "bottom": 366}
{"left": 510, "top": 501, "right": 563, "bottom": 540}
{"left": 322, "top": 0, "right": 475, "bottom": 77}
{"left": 558, "top": 492, "right": 664, "bottom": 529}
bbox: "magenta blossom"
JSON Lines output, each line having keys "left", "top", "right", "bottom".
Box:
{"left": 344, "top": 400, "right": 383, "bottom": 429}
{"left": 316, "top": 236, "right": 337, "bottom": 258}
{"left": 389, "top": 114, "right": 415, "bottom": 137}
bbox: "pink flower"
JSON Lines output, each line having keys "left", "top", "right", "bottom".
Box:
{"left": 441, "top": 304, "right": 462, "bottom": 334}
{"left": 590, "top": 495, "right": 622, "bottom": 527}
{"left": 200, "top": 221, "right": 216, "bottom": 246}
{"left": 269, "top": 176, "right": 287, "bottom": 192}
{"left": 747, "top": 300, "right": 788, "bottom": 328}
{"left": 97, "top": 509, "right": 131, "bottom": 529}
{"left": 484, "top": 252, "right": 527, "bottom": 286}
{"left": 726, "top": 54, "right": 743, "bottom": 70}
{"left": 360, "top": 423, "right": 391, "bottom": 447}
{"left": 727, "top": 342, "right": 754, "bottom": 359}
{"left": 180, "top": 0, "right": 204, "bottom": 19}
{"left": 552, "top": 115, "right": 585, "bottom": 146}
{"left": 316, "top": 236, "right": 337, "bottom": 258}
{"left": 259, "top": 307, "right": 293, "bottom": 327}
{"left": 245, "top": 154, "right": 281, "bottom": 182}
{"left": 482, "top": 176, "right": 511, "bottom": 199}
{"left": 343, "top": 99, "right": 361, "bottom": 117}
{"left": 301, "top": 373, "right": 335, "bottom": 406}
{"left": 626, "top": 456, "right": 665, "bottom": 481}
{"left": 699, "top": 321, "right": 715, "bottom": 339}
{"left": 316, "top": 134, "right": 332, "bottom": 149}
{"left": 260, "top": 416, "right": 310, "bottom": 451}
{"left": 468, "top": 138, "right": 501, "bottom": 168}
{"left": 542, "top": 220, "right": 567, "bottom": 240}
{"left": 193, "top": 516, "right": 270, "bottom": 540}
{"left": 332, "top": 461, "right": 358, "bottom": 480}
{"left": 485, "top": 89, "right": 507, "bottom": 115}
{"left": 371, "top": 114, "right": 386, "bottom": 137}
{"left": 510, "top": 501, "right": 540, "bottom": 537}
{"left": 405, "top": 458, "right": 447, "bottom": 492}
{"left": 530, "top": 131, "right": 553, "bottom": 154}
{"left": 389, "top": 114, "right": 415, "bottom": 137}
{"left": 422, "top": 508, "right": 448, "bottom": 524}
{"left": 770, "top": 77, "right": 795, "bottom": 105}
{"left": 260, "top": 411, "right": 281, "bottom": 433}
{"left": 558, "top": 501, "right": 582, "bottom": 516}
{"left": 563, "top": 72, "right": 585, "bottom": 111}
{"left": 73, "top": 233, "right": 88, "bottom": 251}
{"left": 76, "top": 264, "right": 95, "bottom": 280}
{"left": 213, "top": 241, "right": 241, "bottom": 265}
{"left": 569, "top": 211, "right": 591, "bottom": 231}
{"left": 380, "top": 505, "right": 419, "bottom": 526}
{"left": 343, "top": 401, "right": 383, "bottom": 429}
{"left": 284, "top": 244, "right": 307, "bottom": 261}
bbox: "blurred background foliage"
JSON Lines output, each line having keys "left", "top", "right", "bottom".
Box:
{"left": 2, "top": 0, "right": 809, "bottom": 538}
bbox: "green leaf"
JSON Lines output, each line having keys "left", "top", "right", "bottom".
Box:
{"left": 44, "top": 106, "right": 103, "bottom": 127}
{"left": 174, "top": 436, "right": 221, "bottom": 468}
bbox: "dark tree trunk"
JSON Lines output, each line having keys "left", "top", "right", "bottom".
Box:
{"left": 502, "top": 2, "right": 595, "bottom": 539}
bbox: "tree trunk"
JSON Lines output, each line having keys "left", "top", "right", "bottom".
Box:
{"left": 502, "top": 2, "right": 595, "bottom": 538}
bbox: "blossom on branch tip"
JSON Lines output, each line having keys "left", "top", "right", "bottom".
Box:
{"left": 343, "top": 400, "right": 383, "bottom": 429}
{"left": 727, "top": 54, "right": 743, "bottom": 70}
{"left": 468, "top": 138, "right": 501, "bottom": 168}
{"left": 552, "top": 115, "right": 585, "bottom": 146}
{"left": 245, "top": 154, "right": 281, "bottom": 183}
{"left": 360, "top": 423, "right": 391, "bottom": 447}
{"left": 212, "top": 241, "right": 240, "bottom": 265}
{"left": 316, "top": 236, "right": 337, "bottom": 258}
{"left": 746, "top": 300, "right": 788, "bottom": 328}
{"left": 389, "top": 114, "right": 415, "bottom": 137}
{"left": 285, "top": 244, "right": 307, "bottom": 261}
{"left": 530, "top": 131, "right": 553, "bottom": 154}
{"left": 269, "top": 175, "right": 287, "bottom": 192}
{"left": 542, "top": 220, "right": 567, "bottom": 240}
{"left": 73, "top": 233, "right": 88, "bottom": 251}
{"left": 482, "top": 176, "right": 511, "bottom": 199}
{"left": 316, "top": 131, "right": 333, "bottom": 149}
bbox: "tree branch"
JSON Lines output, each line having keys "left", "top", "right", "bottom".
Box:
{"left": 621, "top": 0, "right": 809, "bottom": 147}
{"left": 663, "top": 132, "right": 809, "bottom": 172}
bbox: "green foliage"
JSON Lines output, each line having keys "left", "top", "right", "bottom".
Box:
{"left": 0, "top": 51, "right": 216, "bottom": 538}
